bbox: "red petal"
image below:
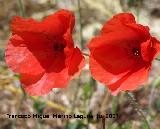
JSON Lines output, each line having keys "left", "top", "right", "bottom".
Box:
{"left": 11, "top": 16, "right": 42, "bottom": 34}
{"left": 141, "top": 37, "right": 160, "bottom": 62}
{"left": 141, "top": 38, "right": 156, "bottom": 62}
{"left": 88, "top": 25, "right": 148, "bottom": 51}
{"left": 20, "top": 47, "right": 84, "bottom": 96}
{"left": 5, "top": 32, "right": 58, "bottom": 74}
{"left": 101, "top": 13, "right": 150, "bottom": 40}
{"left": 19, "top": 48, "right": 68, "bottom": 96}
{"left": 101, "top": 13, "right": 136, "bottom": 34}
{"left": 43, "top": 9, "right": 75, "bottom": 48}
{"left": 89, "top": 54, "right": 128, "bottom": 87}
{"left": 90, "top": 54, "right": 150, "bottom": 96}
{"left": 88, "top": 33, "right": 142, "bottom": 74}
{"left": 47, "top": 9, "right": 75, "bottom": 34}
{"left": 5, "top": 35, "right": 46, "bottom": 75}
{"left": 21, "top": 55, "right": 68, "bottom": 96}
{"left": 60, "top": 9, "right": 75, "bottom": 48}
{"left": 11, "top": 9, "right": 75, "bottom": 44}
{"left": 66, "top": 47, "right": 85, "bottom": 76}
{"left": 151, "top": 37, "right": 160, "bottom": 54}
{"left": 21, "top": 68, "right": 69, "bottom": 96}
{"left": 108, "top": 62, "right": 150, "bottom": 96}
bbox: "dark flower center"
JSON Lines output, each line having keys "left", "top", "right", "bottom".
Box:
{"left": 53, "top": 43, "right": 65, "bottom": 52}
{"left": 132, "top": 48, "right": 141, "bottom": 56}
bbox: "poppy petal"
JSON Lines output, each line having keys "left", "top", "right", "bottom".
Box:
{"left": 109, "top": 62, "right": 150, "bottom": 96}
{"left": 88, "top": 26, "right": 148, "bottom": 51}
{"left": 151, "top": 37, "right": 160, "bottom": 54}
{"left": 101, "top": 13, "right": 136, "bottom": 34}
{"left": 11, "top": 9, "right": 75, "bottom": 39}
{"left": 89, "top": 53, "right": 128, "bottom": 87}
{"left": 5, "top": 35, "right": 45, "bottom": 75}
{"left": 11, "top": 16, "right": 41, "bottom": 34}
{"left": 21, "top": 68, "right": 69, "bottom": 96}
{"left": 90, "top": 53, "right": 150, "bottom": 96}
{"left": 21, "top": 55, "right": 69, "bottom": 96}
{"left": 141, "top": 38, "right": 157, "bottom": 62}
{"left": 88, "top": 34, "right": 141, "bottom": 74}
{"left": 66, "top": 47, "right": 85, "bottom": 76}
{"left": 101, "top": 13, "right": 150, "bottom": 40}
{"left": 43, "top": 9, "right": 75, "bottom": 47}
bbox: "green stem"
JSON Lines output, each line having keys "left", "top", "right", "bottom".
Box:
{"left": 136, "top": 0, "right": 141, "bottom": 22}
{"left": 70, "top": 0, "right": 84, "bottom": 114}
{"left": 18, "top": 0, "right": 25, "bottom": 17}
{"left": 11, "top": 1, "right": 26, "bottom": 128}
{"left": 77, "top": 0, "right": 84, "bottom": 49}
{"left": 126, "top": 92, "right": 151, "bottom": 129}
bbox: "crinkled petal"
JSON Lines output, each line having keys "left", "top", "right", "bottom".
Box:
{"left": 21, "top": 54, "right": 68, "bottom": 96}
{"left": 21, "top": 68, "right": 69, "bottom": 96}
{"left": 11, "top": 16, "right": 42, "bottom": 34}
{"left": 141, "top": 38, "right": 157, "bottom": 62}
{"left": 88, "top": 26, "right": 148, "bottom": 51}
{"left": 108, "top": 62, "right": 150, "bottom": 96}
{"left": 66, "top": 47, "right": 85, "bottom": 76}
{"left": 5, "top": 35, "right": 47, "bottom": 75}
{"left": 5, "top": 32, "right": 58, "bottom": 74}
{"left": 88, "top": 34, "right": 140, "bottom": 74}
{"left": 101, "top": 13, "right": 136, "bottom": 34}
{"left": 11, "top": 9, "right": 75, "bottom": 43}
{"left": 90, "top": 54, "right": 150, "bottom": 96}
{"left": 101, "top": 13, "right": 150, "bottom": 40}
{"left": 151, "top": 37, "right": 160, "bottom": 54}
{"left": 89, "top": 54, "right": 128, "bottom": 87}
{"left": 43, "top": 9, "right": 75, "bottom": 47}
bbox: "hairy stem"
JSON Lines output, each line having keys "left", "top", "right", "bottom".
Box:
{"left": 18, "top": 0, "right": 25, "bottom": 17}
{"left": 70, "top": 0, "right": 84, "bottom": 114}
{"left": 77, "top": 0, "right": 84, "bottom": 49}
{"left": 126, "top": 92, "right": 151, "bottom": 129}
{"left": 11, "top": 1, "right": 26, "bottom": 128}
{"left": 136, "top": 0, "right": 141, "bottom": 22}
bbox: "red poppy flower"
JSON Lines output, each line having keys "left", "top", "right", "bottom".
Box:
{"left": 88, "top": 13, "right": 160, "bottom": 95}
{"left": 5, "top": 9, "right": 85, "bottom": 96}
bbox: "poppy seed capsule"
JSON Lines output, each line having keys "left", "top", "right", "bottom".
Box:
{"left": 132, "top": 48, "right": 140, "bottom": 56}
{"left": 53, "top": 43, "right": 65, "bottom": 51}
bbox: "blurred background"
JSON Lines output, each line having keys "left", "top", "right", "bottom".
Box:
{"left": 0, "top": 0, "right": 160, "bottom": 129}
